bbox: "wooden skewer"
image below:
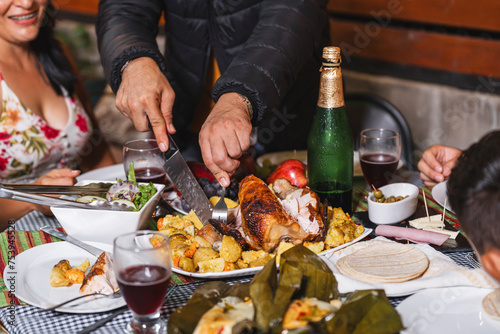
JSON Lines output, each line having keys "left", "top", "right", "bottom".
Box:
{"left": 423, "top": 189, "right": 431, "bottom": 223}
{"left": 441, "top": 197, "right": 447, "bottom": 230}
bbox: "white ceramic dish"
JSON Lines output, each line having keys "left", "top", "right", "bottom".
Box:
{"left": 171, "top": 228, "right": 372, "bottom": 278}
{"left": 51, "top": 180, "right": 165, "bottom": 245}
{"left": 4, "top": 241, "right": 126, "bottom": 313}
{"left": 256, "top": 150, "right": 403, "bottom": 177}
{"left": 432, "top": 180, "right": 454, "bottom": 213}
{"left": 367, "top": 183, "right": 419, "bottom": 224}
{"left": 77, "top": 164, "right": 125, "bottom": 182}
{"left": 397, "top": 287, "right": 500, "bottom": 333}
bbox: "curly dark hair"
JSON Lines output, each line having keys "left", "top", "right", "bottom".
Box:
{"left": 447, "top": 130, "right": 500, "bottom": 254}
{"left": 30, "top": 0, "right": 77, "bottom": 96}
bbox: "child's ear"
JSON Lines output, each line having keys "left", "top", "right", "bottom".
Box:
{"left": 481, "top": 248, "right": 500, "bottom": 281}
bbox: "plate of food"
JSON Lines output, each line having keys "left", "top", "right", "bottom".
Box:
{"left": 432, "top": 180, "right": 454, "bottom": 213}
{"left": 397, "top": 287, "right": 500, "bottom": 333}
{"left": 159, "top": 176, "right": 371, "bottom": 278}
{"left": 5, "top": 242, "right": 125, "bottom": 313}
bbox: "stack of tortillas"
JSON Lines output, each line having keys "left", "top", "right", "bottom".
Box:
{"left": 336, "top": 243, "right": 429, "bottom": 283}
{"left": 483, "top": 289, "right": 500, "bottom": 320}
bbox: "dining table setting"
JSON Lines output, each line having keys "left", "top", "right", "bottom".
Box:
{"left": 0, "top": 136, "right": 499, "bottom": 334}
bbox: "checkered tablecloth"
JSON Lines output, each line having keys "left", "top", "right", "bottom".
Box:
{"left": 0, "top": 172, "right": 475, "bottom": 334}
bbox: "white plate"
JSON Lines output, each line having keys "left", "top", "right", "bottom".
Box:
{"left": 5, "top": 241, "right": 126, "bottom": 313}
{"left": 171, "top": 227, "right": 372, "bottom": 278}
{"left": 431, "top": 180, "right": 454, "bottom": 213}
{"left": 256, "top": 150, "right": 403, "bottom": 177}
{"left": 77, "top": 164, "right": 125, "bottom": 182}
{"left": 397, "top": 287, "right": 500, "bottom": 333}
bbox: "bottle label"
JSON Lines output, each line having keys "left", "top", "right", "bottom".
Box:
{"left": 317, "top": 67, "right": 345, "bottom": 109}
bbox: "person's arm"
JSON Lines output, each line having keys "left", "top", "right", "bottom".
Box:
{"left": 203, "top": 0, "right": 328, "bottom": 185}
{"left": 0, "top": 169, "right": 80, "bottom": 230}
{"left": 212, "top": 0, "right": 328, "bottom": 124}
{"left": 418, "top": 145, "right": 462, "bottom": 187}
{"left": 96, "top": 0, "right": 174, "bottom": 150}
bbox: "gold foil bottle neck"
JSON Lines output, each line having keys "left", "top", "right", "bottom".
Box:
{"left": 322, "top": 46, "right": 341, "bottom": 67}
{"left": 317, "top": 47, "right": 344, "bottom": 109}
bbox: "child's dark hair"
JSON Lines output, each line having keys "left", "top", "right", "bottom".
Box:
{"left": 447, "top": 130, "right": 500, "bottom": 254}
{"left": 30, "top": 1, "right": 77, "bottom": 96}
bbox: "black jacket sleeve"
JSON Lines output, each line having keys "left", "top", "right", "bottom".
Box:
{"left": 212, "top": 0, "right": 328, "bottom": 125}
{"left": 95, "top": 0, "right": 167, "bottom": 93}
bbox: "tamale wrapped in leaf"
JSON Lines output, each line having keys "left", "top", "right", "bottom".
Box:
{"left": 168, "top": 281, "right": 250, "bottom": 334}
{"left": 249, "top": 257, "right": 278, "bottom": 331}
{"left": 279, "top": 245, "right": 338, "bottom": 301}
{"left": 326, "top": 290, "right": 404, "bottom": 334}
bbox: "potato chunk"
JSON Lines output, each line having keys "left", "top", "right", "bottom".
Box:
{"left": 220, "top": 236, "right": 242, "bottom": 263}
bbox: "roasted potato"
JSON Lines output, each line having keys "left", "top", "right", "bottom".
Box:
{"left": 198, "top": 257, "right": 225, "bottom": 273}
{"left": 249, "top": 257, "right": 272, "bottom": 268}
{"left": 170, "top": 234, "right": 191, "bottom": 249}
{"left": 235, "top": 258, "right": 249, "bottom": 269}
{"left": 241, "top": 250, "right": 271, "bottom": 264}
{"left": 73, "top": 259, "right": 90, "bottom": 273}
{"left": 193, "top": 247, "right": 219, "bottom": 268}
{"left": 50, "top": 266, "right": 70, "bottom": 287}
{"left": 178, "top": 256, "right": 196, "bottom": 272}
{"left": 223, "top": 261, "right": 237, "bottom": 272}
{"left": 303, "top": 241, "right": 325, "bottom": 254}
{"left": 172, "top": 244, "right": 190, "bottom": 258}
{"left": 194, "top": 236, "right": 212, "bottom": 248}
{"left": 219, "top": 236, "right": 242, "bottom": 263}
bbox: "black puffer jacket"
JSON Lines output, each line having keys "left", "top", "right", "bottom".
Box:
{"left": 96, "top": 0, "right": 329, "bottom": 152}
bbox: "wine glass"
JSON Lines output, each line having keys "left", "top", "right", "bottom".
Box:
{"left": 359, "top": 128, "right": 401, "bottom": 189}
{"left": 113, "top": 231, "right": 171, "bottom": 334}
{"left": 123, "top": 139, "right": 169, "bottom": 185}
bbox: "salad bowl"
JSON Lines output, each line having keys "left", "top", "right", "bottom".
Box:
{"left": 51, "top": 179, "right": 164, "bottom": 245}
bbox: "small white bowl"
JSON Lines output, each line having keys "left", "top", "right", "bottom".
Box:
{"left": 367, "top": 183, "right": 419, "bottom": 224}
{"left": 51, "top": 180, "right": 164, "bottom": 245}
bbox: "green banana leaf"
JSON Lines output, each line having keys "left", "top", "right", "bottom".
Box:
{"left": 167, "top": 245, "right": 403, "bottom": 334}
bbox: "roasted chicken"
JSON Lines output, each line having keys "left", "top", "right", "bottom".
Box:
{"left": 210, "top": 175, "right": 325, "bottom": 252}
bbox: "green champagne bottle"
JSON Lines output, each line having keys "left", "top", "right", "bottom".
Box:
{"left": 307, "top": 46, "right": 353, "bottom": 214}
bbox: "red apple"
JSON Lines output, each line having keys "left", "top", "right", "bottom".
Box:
{"left": 187, "top": 161, "right": 216, "bottom": 182}
{"left": 266, "top": 159, "right": 308, "bottom": 188}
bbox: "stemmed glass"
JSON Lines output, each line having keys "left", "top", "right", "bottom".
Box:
{"left": 359, "top": 128, "right": 401, "bottom": 189}
{"left": 113, "top": 231, "right": 171, "bottom": 334}
{"left": 123, "top": 139, "right": 169, "bottom": 185}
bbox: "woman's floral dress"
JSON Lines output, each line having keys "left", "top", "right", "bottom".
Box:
{"left": 0, "top": 73, "right": 93, "bottom": 183}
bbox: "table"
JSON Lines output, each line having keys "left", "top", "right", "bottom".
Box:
{"left": 0, "top": 171, "right": 479, "bottom": 334}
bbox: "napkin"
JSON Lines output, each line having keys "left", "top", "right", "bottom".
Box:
{"left": 323, "top": 237, "right": 499, "bottom": 297}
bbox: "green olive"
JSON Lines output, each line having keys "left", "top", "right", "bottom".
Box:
{"left": 396, "top": 196, "right": 403, "bottom": 202}
{"left": 377, "top": 196, "right": 386, "bottom": 203}
{"left": 373, "top": 189, "right": 384, "bottom": 199}
{"left": 387, "top": 196, "right": 396, "bottom": 203}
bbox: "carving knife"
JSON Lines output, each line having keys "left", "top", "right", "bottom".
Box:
{"left": 150, "top": 125, "right": 213, "bottom": 225}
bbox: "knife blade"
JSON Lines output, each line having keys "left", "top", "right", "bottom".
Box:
{"left": 40, "top": 226, "right": 105, "bottom": 257}
{"left": 156, "top": 132, "right": 213, "bottom": 225}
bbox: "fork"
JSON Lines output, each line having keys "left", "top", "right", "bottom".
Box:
{"left": 36, "top": 289, "right": 123, "bottom": 313}
{"left": 212, "top": 186, "right": 228, "bottom": 223}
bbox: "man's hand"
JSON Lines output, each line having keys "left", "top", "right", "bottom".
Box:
{"left": 418, "top": 145, "right": 462, "bottom": 187}
{"left": 116, "top": 57, "right": 176, "bottom": 152}
{"left": 199, "top": 93, "right": 253, "bottom": 187}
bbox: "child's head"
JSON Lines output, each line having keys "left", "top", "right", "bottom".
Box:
{"left": 448, "top": 130, "right": 500, "bottom": 280}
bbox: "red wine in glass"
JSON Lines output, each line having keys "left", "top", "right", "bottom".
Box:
{"left": 117, "top": 265, "right": 171, "bottom": 315}
{"left": 360, "top": 153, "right": 399, "bottom": 189}
{"left": 134, "top": 167, "right": 167, "bottom": 185}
